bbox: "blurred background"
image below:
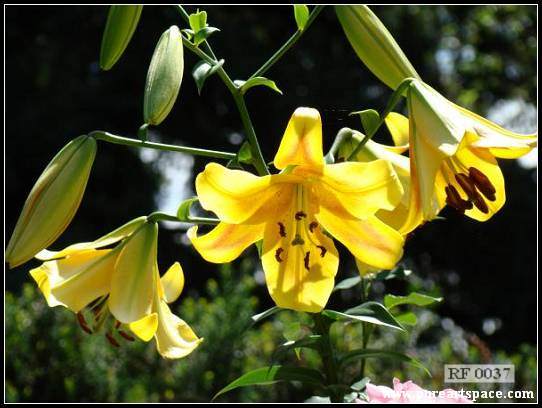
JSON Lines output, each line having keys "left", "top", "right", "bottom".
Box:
{"left": 5, "top": 5, "right": 537, "bottom": 402}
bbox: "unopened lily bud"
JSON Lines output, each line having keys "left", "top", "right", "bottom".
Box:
{"left": 143, "top": 26, "right": 184, "bottom": 125}
{"left": 6, "top": 135, "right": 97, "bottom": 268}
{"left": 335, "top": 5, "right": 420, "bottom": 90}
{"left": 100, "top": 5, "right": 143, "bottom": 70}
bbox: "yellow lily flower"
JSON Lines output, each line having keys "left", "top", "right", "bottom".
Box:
{"left": 188, "top": 107, "right": 405, "bottom": 313}
{"left": 336, "top": 113, "right": 414, "bottom": 277}
{"left": 30, "top": 217, "right": 201, "bottom": 359}
{"left": 399, "top": 79, "right": 537, "bottom": 233}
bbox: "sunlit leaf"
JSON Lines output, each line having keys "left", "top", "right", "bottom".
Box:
{"left": 333, "top": 275, "right": 361, "bottom": 292}
{"left": 293, "top": 5, "right": 310, "bottom": 31}
{"left": 324, "top": 301, "right": 405, "bottom": 331}
{"left": 394, "top": 312, "right": 418, "bottom": 326}
{"left": 213, "top": 366, "right": 324, "bottom": 399}
{"left": 235, "top": 77, "right": 283, "bottom": 95}
{"left": 339, "top": 349, "right": 431, "bottom": 376}
{"left": 384, "top": 292, "right": 442, "bottom": 310}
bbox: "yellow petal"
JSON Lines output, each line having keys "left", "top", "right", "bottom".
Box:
{"left": 195, "top": 162, "right": 296, "bottom": 224}
{"left": 469, "top": 122, "right": 536, "bottom": 159}
{"left": 375, "top": 203, "right": 410, "bottom": 232}
{"left": 109, "top": 222, "right": 157, "bottom": 323}
{"left": 409, "top": 94, "right": 448, "bottom": 221}
{"left": 316, "top": 207, "right": 404, "bottom": 270}
{"left": 188, "top": 222, "right": 264, "bottom": 263}
{"left": 454, "top": 102, "right": 537, "bottom": 158}
{"left": 155, "top": 299, "right": 202, "bottom": 359}
{"left": 315, "top": 160, "right": 404, "bottom": 219}
{"left": 273, "top": 107, "right": 325, "bottom": 170}
{"left": 261, "top": 197, "right": 339, "bottom": 313}
{"left": 385, "top": 112, "right": 410, "bottom": 149}
{"left": 36, "top": 216, "right": 147, "bottom": 261}
{"left": 29, "top": 249, "right": 116, "bottom": 312}
{"left": 408, "top": 80, "right": 465, "bottom": 156}
{"left": 397, "top": 144, "right": 425, "bottom": 234}
{"left": 160, "top": 262, "right": 184, "bottom": 303}
{"left": 128, "top": 312, "right": 159, "bottom": 342}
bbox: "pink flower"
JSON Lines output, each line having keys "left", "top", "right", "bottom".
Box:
{"left": 359, "top": 378, "right": 472, "bottom": 404}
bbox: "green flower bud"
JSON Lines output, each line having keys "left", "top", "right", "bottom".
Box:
{"left": 6, "top": 135, "right": 97, "bottom": 268}
{"left": 143, "top": 26, "right": 184, "bottom": 126}
{"left": 335, "top": 5, "right": 420, "bottom": 90}
{"left": 100, "top": 5, "right": 143, "bottom": 71}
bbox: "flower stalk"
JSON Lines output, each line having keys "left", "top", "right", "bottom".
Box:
{"left": 90, "top": 130, "right": 236, "bottom": 160}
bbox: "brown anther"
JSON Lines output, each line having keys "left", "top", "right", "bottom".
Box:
{"left": 455, "top": 173, "right": 477, "bottom": 200}
{"left": 92, "top": 303, "right": 103, "bottom": 316}
{"left": 118, "top": 330, "right": 135, "bottom": 342}
{"left": 304, "top": 251, "right": 310, "bottom": 271}
{"left": 275, "top": 248, "right": 284, "bottom": 263}
{"left": 336, "top": 157, "right": 346, "bottom": 163}
{"left": 105, "top": 332, "right": 120, "bottom": 348}
{"left": 291, "top": 234, "right": 305, "bottom": 246}
{"left": 295, "top": 211, "right": 307, "bottom": 220}
{"left": 76, "top": 312, "right": 93, "bottom": 335}
{"left": 277, "top": 222, "right": 286, "bottom": 237}
{"left": 445, "top": 185, "right": 470, "bottom": 213}
{"left": 309, "top": 221, "right": 319, "bottom": 233}
{"left": 469, "top": 167, "right": 496, "bottom": 200}
{"left": 472, "top": 195, "right": 490, "bottom": 214}
{"left": 115, "top": 320, "right": 121, "bottom": 329}
{"left": 316, "top": 245, "right": 327, "bottom": 258}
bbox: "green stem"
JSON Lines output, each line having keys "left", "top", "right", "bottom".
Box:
{"left": 359, "top": 278, "right": 373, "bottom": 379}
{"left": 313, "top": 313, "right": 341, "bottom": 403}
{"left": 90, "top": 131, "right": 236, "bottom": 160}
{"left": 249, "top": 5, "right": 326, "bottom": 79}
{"left": 347, "top": 77, "right": 415, "bottom": 160}
{"left": 174, "top": 5, "right": 269, "bottom": 175}
{"left": 147, "top": 211, "right": 219, "bottom": 225}
{"left": 231, "top": 92, "right": 270, "bottom": 175}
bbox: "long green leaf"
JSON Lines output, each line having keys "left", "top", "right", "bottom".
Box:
{"left": 326, "top": 301, "right": 405, "bottom": 331}
{"left": 323, "top": 308, "right": 404, "bottom": 332}
{"left": 384, "top": 292, "right": 442, "bottom": 310}
{"left": 339, "top": 349, "right": 431, "bottom": 376}
{"left": 213, "top": 366, "right": 324, "bottom": 399}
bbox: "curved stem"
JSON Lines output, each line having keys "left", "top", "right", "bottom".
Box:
{"left": 148, "top": 211, "right": 219, "bottom": 225}
{"left": 250, "top": 5, "right": 326, "bottom": 79}
{"left": 91, "top": 131, "right": 236, "bottom": 160}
